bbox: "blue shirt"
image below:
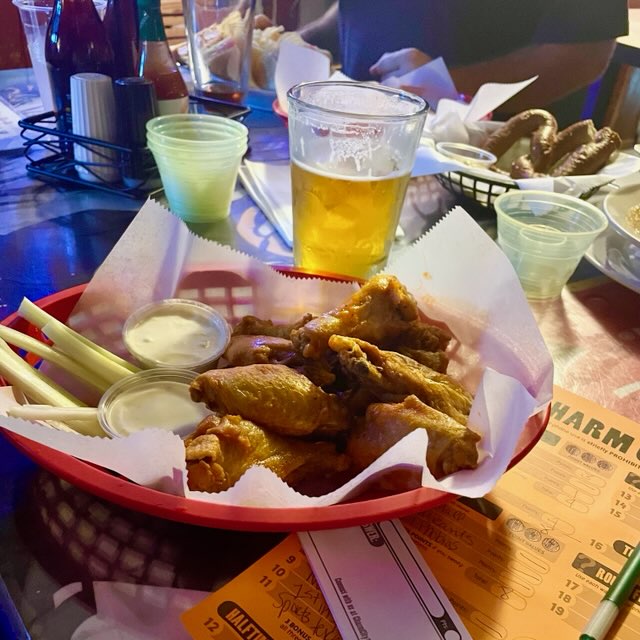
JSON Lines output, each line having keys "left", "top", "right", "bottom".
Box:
{"left": 338, "top": 0, "right": 628, "bottom": 81}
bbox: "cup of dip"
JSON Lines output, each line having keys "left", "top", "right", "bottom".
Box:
{"left": 98, "top": 368, "right": 210, "bottom": 438}
{"left": 123, "top": 298, "right": 231, "bottom": 372}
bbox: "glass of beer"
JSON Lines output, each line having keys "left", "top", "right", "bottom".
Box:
{"left": 287, "top": 81, "right": 427, "bottom": 279}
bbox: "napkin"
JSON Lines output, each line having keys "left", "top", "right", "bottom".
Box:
{"left": 274, "top": 41, "right": 331, "bottom": 116}
{"left": 384, "top": 57, "right": 459, "bottom": 107}
{"left": 0, "top": 198, "right": 553, "bottom": 508}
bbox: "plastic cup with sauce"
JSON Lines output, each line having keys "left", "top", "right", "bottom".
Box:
{"left": 98, "top": 368, "right": 211, "bottom": 438}
{"left": 123, "top": 298, "right": 231, "bottom": 371}
{"left": 494, "top": 190, "right": 608, "bottom": 300}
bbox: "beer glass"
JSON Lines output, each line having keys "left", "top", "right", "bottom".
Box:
{"left": 287, "top": 81, "right": 427, "bottom": 279}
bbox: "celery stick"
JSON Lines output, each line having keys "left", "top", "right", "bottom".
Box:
{"left": 7, "top": 405, "right": 104, "bottom": 437}
{"left": 18, "top": 297, "right": 139, "bottom": 373}
{"left": 0, "top": 325, "right": 111, "bottom": 393}
{"left": 41, "top": 321, "right": 133, "bottom": 386}
{"left": 7, "top": 405, "right": 98, "bottom": 421}
{"left": 0, "top": 339, "right": 84, "bottom": 407}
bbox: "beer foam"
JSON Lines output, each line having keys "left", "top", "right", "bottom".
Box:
{"left": 307, "top": 84, "right": 422, "bottom": 117}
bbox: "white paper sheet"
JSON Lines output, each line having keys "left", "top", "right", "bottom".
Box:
{"left": 299, "top": 520, "right": 472, "bottom": 640}
{"left": 274, "top": 41, "right": 331, "bottom": 115}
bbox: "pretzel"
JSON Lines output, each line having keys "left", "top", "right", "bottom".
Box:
{"left": 550, "top": 127, "right": 621, "bottom": 177}
{"left": 510, "top": 120, "right": 598, "bottom": 179}
{"left": 484, "top": 109, "right": 558, "bottom": 172}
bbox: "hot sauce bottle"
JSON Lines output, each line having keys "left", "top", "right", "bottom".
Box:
{"left": 45, "top": 0, "right": 115, "bottom": 127}
{"left": 137, "top": 0, "right": 189, "bottom": 115}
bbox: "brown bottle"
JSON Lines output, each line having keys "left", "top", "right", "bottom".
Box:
{"left": 45, "top": 0, "right": 115, "bottom": 126}
{"left": 103, "top": 0, "right": 139, "bottom": 79}
{"left": 137, "top": 0, "right": 189, "bottom": 115}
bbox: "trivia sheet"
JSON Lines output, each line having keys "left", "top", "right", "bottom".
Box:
{"left": 182, "top": 386, "right": 640, "bottom": 639}
{"left": 403, "top": 385, "right": 640, "bottom": 639}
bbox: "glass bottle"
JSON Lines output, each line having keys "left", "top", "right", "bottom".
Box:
{"left": 137, "top": 0, "right": 189, "bottom": 115}
{"left": 45, "top": 0, "right": 115, "bottom": 127}
{"left": 103, "top": 0, "right": 139, "bottom": 79}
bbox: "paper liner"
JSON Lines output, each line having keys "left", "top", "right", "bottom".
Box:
{"left": 0, "top": 199, "right": 553, "bottom": 506}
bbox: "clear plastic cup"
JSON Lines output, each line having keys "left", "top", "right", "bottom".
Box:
{"left": 287, "top": 81, "right": 427, "bottom": 279}
{"left": 148, "top": 138, "right": 246, "bottom": 222}
{"left": 145, "top": 128, "right": 247, "bottom": 152}
{"left": 494, "top": 190, "right": 608, "bottom": 300}
{"left": 12, "top": 0, "right": 106, "bottom": 112}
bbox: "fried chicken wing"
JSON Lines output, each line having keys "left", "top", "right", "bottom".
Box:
{"left": 291, "top": 274, "right": 420, "bottom": 359}
{"left": 190, "top": 364, "right": 350, "bottom": 436}
{"left": 185, "top": 413, "right": 351, "bottom": 494}
{"left": 223, "top": 335, "right": 336, "bottom": 386}
{"left": 395, "top": 347, "right": 449, "bottom": 373}
{"left": 232, "top": 313, "right": 315, "bottom": 339}
{"left": 328, "top": 335, "right": 473, "bottom": 424}
{"left": 347, "top": 395, "right": 480, "bottom": 480}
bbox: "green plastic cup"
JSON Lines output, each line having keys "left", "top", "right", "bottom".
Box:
{"left": 494, "top": 190, "right": 608, "bottom": 300}
{"left": 148, "top": 139, "right": 247, "bottom": 223}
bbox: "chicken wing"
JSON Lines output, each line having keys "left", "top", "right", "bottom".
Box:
{"left": 328, "top": 335, "right": 473, "bottom": 424}
{"left": 291, "top": 274, "right": 420, "bottom": 359}
{"left": 223, "top": 335, "right": 336, "bottom": 386}
{"left": 232, "top": 313, "right": 315, "bottom": 339}
{"left": 346, "top": 395, "right": 480, "bottom": 480}
{"left": 190, "top": 364, "right": 350, "bottom": 436}
{"left": 185, "top": 413, "right": 351, "bottom": 494}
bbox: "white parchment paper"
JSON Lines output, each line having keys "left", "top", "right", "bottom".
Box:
{"left": 0, "top": 200, "right": 553, "bottom": 505}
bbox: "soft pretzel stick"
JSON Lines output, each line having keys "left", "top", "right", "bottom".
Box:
{"left": 551, "top": 127, "right": 621, "bottom": 177}
{"left": 510, "top": 120, "right": 598, "bottom": 179}
{"left": 484, "top": 109, "right": 558, "bottom": 171}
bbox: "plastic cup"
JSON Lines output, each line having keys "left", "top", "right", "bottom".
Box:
{"left": 183, "top": 0, "right": 256, "bottom": 103}
{"left": 494, "top": 190, "right": 608, "bottom": 300}
{"left": 287, "top": 81, "right": 427, "bottom": 279}
{"left": 148, "top": 138, "right": 246, "bottom": 222}
{"left": 12, "top": 0, "right": 106, "bottom": 112}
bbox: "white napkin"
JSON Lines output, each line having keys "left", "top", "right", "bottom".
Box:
{"left": 274, "top": 41, "right": 331, "bottom": 115}
{"left": 384, "top": 57, "right": 459, "bottom": 107}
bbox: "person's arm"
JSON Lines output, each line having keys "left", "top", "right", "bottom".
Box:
{"left": 371, "top": 40, "right": 616, "bottom": 112}
{"left": 450, "top": 40, "right": 617, "bottom": 113}
{"left": 298, "top": 2, "right": 340, "bottom": 59}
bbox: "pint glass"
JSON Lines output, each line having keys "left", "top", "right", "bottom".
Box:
{"left": 287, "top": 81, "right": 427, "bottom": 279}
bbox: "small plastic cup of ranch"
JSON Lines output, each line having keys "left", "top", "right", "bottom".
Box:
{"left": 122, "top": 298, "right": 231, "bottom": 372}
{"left": 98, "top": 368, "right": 211, "bottom": 438}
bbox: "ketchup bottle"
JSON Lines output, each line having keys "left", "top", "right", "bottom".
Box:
{"left": 45, "top": 0, "right": 115, "bottom": 127}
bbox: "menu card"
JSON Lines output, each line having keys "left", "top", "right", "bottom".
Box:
{"left": 182, "top": 386, "right": 640, "bottom": 639}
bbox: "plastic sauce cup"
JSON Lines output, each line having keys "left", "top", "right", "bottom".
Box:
{"left": 494, "top": 190, "right": 608, "bottom": 300}
{"left": 122, "top": 298, "right": 231, "bottom": 371}
{"left": 98, "top": 368, "right": 210, "bottom": 438}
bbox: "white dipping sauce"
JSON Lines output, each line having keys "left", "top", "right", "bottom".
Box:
{"left": 106, "top": 379, "right": 209, "bottom": 437}
{"left": 124, "top": 300, "right": 230, "bottom": 369}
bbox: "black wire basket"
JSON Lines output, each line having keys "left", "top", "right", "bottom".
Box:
{"left": 19, "top": 111, "right": 161, "bottom": 199}
{"left": 435, "top": 167, "right": 519, "bottom": 209}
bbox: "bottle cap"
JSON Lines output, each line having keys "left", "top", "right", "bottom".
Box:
{"left": 114, "top": 77, "right": 159, "bottom": 148}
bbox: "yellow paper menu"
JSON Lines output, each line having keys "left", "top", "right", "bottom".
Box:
{"left": 182, "top": 386, "right": 640, "bottom": 639}
{"left": 403, "top": 385, "right": 640, "bottom": 639}
{"left": 181, "top": 534, "right": 340, "bottom": 640}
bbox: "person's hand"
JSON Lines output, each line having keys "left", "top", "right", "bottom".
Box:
{"left": 369, "top": 48, "right": 432, "bottom": 81}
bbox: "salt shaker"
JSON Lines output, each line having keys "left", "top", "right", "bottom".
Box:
{"left": 70, "top": 73, "right": 119, "bottom": 183}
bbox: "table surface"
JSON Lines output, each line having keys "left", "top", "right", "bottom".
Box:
{"left": 1, "top": 68, "right": 640, "bottom": 640}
